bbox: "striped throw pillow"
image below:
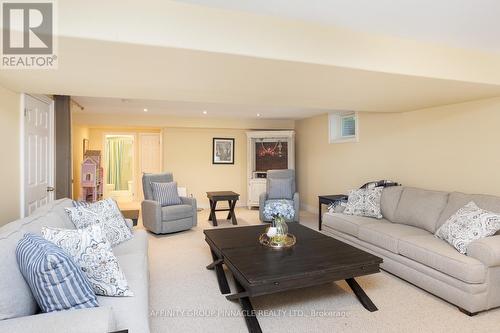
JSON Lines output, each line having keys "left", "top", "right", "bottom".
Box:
{"left": 268, "top": 178, "right": 293, "bottom": 200}
{"left": 151, "top": 181, "right": 182, "bottom": 206}
{"left": 72, "top": 200, "right": 91, "bottom": 208}
{"left": 16, "top": 233, "right": 99, "bottom": 313}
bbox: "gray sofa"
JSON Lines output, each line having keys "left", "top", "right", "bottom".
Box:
{"left": 259, "top": 169, "right": 300, "bottom": 223}
{"left": 142, "top": 172, "right": 197, "bottom": 234}
{"left": 322, "top": 186, "right": 500, "bottom": 315}
{"left": 0, "top": 199, "right": 150, "bottom": 333}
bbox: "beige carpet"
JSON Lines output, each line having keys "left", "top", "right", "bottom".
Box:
{"left": 143, "top": 208, "right": 500, "bottom": 333}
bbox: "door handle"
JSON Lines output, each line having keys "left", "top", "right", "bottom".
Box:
{"left": 47, "top": 186, "right": 55, "bottom": 192}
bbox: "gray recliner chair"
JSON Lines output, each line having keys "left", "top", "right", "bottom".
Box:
{"left": 141, "top": 172, "right": 197, "bottom": 234}
{"left": 259, "top": 169, "right": 300, "bottom": 223}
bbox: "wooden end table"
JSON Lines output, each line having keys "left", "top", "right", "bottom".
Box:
{"left": 318, "top": 195, "right": 348, "bottom": 230}
{"left": 206, "top": 191, "right": 240, "bottom": 226}
{"left": 121, "top": 209, "right": 139, "bottom": 226}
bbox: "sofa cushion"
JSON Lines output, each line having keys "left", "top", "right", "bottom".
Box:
{"left": 30, "top": 198, "right": 75, "bottom": 229}
{"left": 0, "top": 201, "right": 73, "bottom": 321}
{"left": 16, "top": 233, "right": 99, "bottom": 313}
{"left": 437, "top": 192, "right": 500, "bottom": 230}
{"left": 359, "top": 220, "right": 429, "bottom": 253}
{"left": 0, "top": 307, "right": 116, "bottom": 333}
{"left": 0, "top": 228, "right": 38, "bottom": 320}
{"left": 399, "top": 235, "right": 487, "bottom": 284}
{"left": 0, "top": 199, "right": 88, "bottom": 320}
{"left": 98, "top": 251, "right": 150, "bottom": 333}
{"left": 322, "top": 213, "right": 381, "bottom": 237}
{"left": 393, "top": 187, "right": 449, "bottom": 233}
{"left": 112, "top": 229, "right": 148, "bottom": 257}
{"left": 161, "top": 204, "right": 193, "bottom": 221}
{"left": 380, "top": 186, "right": 403, "bottom": 222}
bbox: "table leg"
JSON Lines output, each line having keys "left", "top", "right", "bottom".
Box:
{"left": 208, "top": 248, "right": 230, "bottom": 294}
{"left": 345, "top": 278, "right": 378, "bottom": 312}
{"left": 229, "top": 200, "right": 237, "bottom": 225}
{"left": 209, "top": 200, "right": 218, "bottom": 226}
{"left": 234, "top": 278, "right": 262, "bottom": 333}
{"left": 226, "top": 200, "right": 232, "bottom": 220}
{"left": 318, "top": 201, "right": 322, "bottom": 231}
{"left": 208, "top": 200, "right": 213, "bottom": 221}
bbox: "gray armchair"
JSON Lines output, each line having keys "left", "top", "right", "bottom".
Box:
{"left": 141, "top": 172, "right": 197, "bottom": 234}
{"left": 259, "top": 169, "right": 300, "bottom": 223}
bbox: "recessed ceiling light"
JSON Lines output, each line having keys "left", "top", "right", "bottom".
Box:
{"left": 257, "top": 113, "right": 261, "bottom": 117}
{"left": 143, "top": 108, "right": 148, "bottom": 112}
{"left": 202, "top": 110, "right": 208, "bottom": 115}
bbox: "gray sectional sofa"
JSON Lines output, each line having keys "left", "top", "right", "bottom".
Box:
{"left": 322, "top": 186, "right": 500, "bottom": 315}
{"left": 0, "top": 199, "right": 150, "bottom": 333}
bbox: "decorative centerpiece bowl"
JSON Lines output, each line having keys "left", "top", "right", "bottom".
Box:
{"left": 260, "top": 200, "right": 296, "bottom": 249}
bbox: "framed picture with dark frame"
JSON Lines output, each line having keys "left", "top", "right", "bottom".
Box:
{"left": 212, "top": 138, "right": 235, "bottom": 164}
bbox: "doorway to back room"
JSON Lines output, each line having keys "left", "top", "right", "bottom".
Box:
{"left": 104, "top": 134, "right": 135, "bottom": 203}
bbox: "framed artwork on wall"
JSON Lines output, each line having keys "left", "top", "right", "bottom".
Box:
{"left": 213, "top": 138, "right": 235, "bottom": 164}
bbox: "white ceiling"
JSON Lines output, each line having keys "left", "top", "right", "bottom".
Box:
{"left": 176, "top": 0, "right": 500, "bottom": 53}
{"left": 2, "top": 0, "right": 500, "bottom": 120}
{"left": 72, "top": 96, "right": 322, "bottom": 119}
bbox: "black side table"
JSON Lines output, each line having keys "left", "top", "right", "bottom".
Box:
{"left": 207, "top": 191, "right": 240, "bottom": 226}
{"left": 318, "top": 195, "right": 348, "bottom": 230}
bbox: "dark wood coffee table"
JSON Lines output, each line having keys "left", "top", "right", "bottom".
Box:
{"left": 204, "top": 223, "right": 383, "bottom": 333}
{"left": 206, "top": 191, "right": 240, "bottom": 226}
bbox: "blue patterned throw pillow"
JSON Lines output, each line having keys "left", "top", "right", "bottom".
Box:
{"left": 65, "top": 198, "right": 133, "bottom": 247}
{"left": 16, "top": 233, "right": 99, "bottom": 313}
{"left": 151, "top": 181, "right": 182, "bottom": 206}
{"left": 43, "top": 224, "right": 134, "bottom": 297}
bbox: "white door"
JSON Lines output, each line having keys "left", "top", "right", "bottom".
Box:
{"left": 24, "top": 95, "right": 54, "bottom": 216}
{"left": 139, "top": 133, "right": 161, "bottom": 199}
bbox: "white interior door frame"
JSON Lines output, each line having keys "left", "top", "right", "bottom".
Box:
{"left": 20, "top": 93, "right": 55, "bottom": 218}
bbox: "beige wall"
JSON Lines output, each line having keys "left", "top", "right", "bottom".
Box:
{"left": 162, "top": 127, "right": 247, "bottom": 208}
{"left": 0, "top": 85, "right": 20, "bottom": 225}
{"left": 296, "top": 97, "right": 500, "bottom": 212}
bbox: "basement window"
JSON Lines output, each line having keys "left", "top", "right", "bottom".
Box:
{"left": 328, "top": 111, "right": 359, "bottom": 144}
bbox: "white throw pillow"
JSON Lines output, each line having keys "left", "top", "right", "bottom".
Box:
{"left": 42, "top": 224, "right": 134, "bottom": 297}
{"left": 65, "top": 198, "right": 133, "bottom": 246}
{"left": 343, "top": 187, "right": 383, "bottom": 219}
{"left": 435, "top": 201, "right": 500, "bottom": 254}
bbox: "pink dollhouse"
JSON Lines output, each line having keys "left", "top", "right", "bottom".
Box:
{"left": 80, "top": 150, "right": 103, "bottom": 202}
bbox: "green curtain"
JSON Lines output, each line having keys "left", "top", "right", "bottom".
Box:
{"left": 106, "top": 137, "right": 133, "bottom": 191}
